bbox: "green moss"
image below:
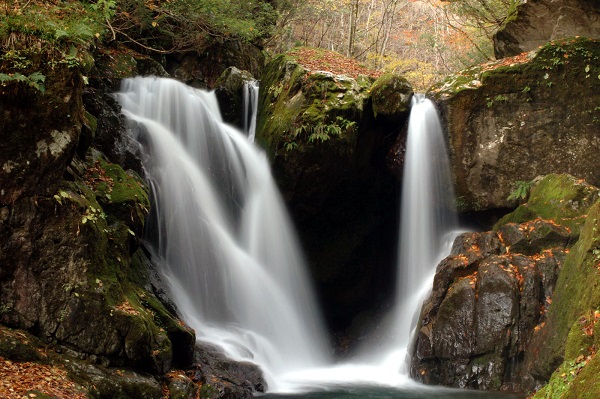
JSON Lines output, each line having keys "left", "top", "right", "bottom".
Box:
{"left": 430, "top": 38, "right": 600, "bottom": 103}
{"left": 370, "top": 73, "right": 413, "bottom": 120}
{"left": 534, "top": 313, "right": 600, "bottom": 399}
{"left": 564, "top": 318, "right": 595, "bottom": 361}
{"left": 256, "top": 51, "right": 367, "bottom": 160}
{"left": 562, "top": 354, "right": 600, "bottom": 399}
{"left": 429, "top": 64, "right": 486, "bottom": 98}
{"left": 494, "top": 174, "right": 599, "bottom": 236}
{"left": 534, "top": 356, "right": 589, "bottom": 399}
{"left": 531, "top": 200, "right": 600, "bottom": 395}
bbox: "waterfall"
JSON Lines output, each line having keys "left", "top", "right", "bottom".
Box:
{"left": 270, "top": 94, "right": 461, "bottom": 391}
{"left": 115, "top": 77, "right": 463, "bottom": 393}
{"left": 115, "top": 77, "right": 330, "bottom": 389}
{"left": 349, "top": 94, "right": 459, "bottom": 375}
{"left": 388, "top": 93, "right": 459, "bottom": 367}
{"left": 243, "top": 80, "right": 259, "bottom": 142}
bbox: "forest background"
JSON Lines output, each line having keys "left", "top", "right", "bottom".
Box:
{"left": 269, "top": 0, "right": 519, "bottom": 90}
{"left": 1, "top": 0, "right": 519, "bottom": 92}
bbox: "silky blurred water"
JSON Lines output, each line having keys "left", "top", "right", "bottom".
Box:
{"left": 117, "top": 79, "right": 516, "bottom": 397}
{"left": 262, "top": 385, "right": 525, "bottom": 399}
{"left": 116, "top": 77, "right": 330, "bottom": 390}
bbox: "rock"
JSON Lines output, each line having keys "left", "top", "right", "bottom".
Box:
{"left": 495, "top": 174, "right": 599, "bottom": 238}
{"left": 0, "top": 60, "right": 83, "bottom": 205}
{"left": 83, "top": 83, "right": 144, "bottom": 175}
{"left": 497, "top": 219, "right": 572, "bottom": 256}
{"left": 66, "top": 360, "right": 163, "bottom": 399}
{"left": 432, "top": 277, "right": 477, "bottom": 359}
{"left": 0, "top": 121, "right": 194, "bottom": 376}
{"left": 214, "top": 66, "right": 256, "bottom": 128}
{"left": 0, "top": 325, "right": 44, "bottom": 362}
{"left": 494, "top": 0, "right": 600, "bottom": 59}
{"left": 191, "top": 342, "right": 267, "bottom": 398}
{"left": 427, "top": 38, "right": 600, "bottom": 212}
{"left": 524, "top": 198, "right": 600, "bottom": 393}
{"left": 370, "top": 73, "right": 413, "bottom": 123}
{"left": 166, "top": 40, "right": 264, "bottom": 88}
{"left": 410, "top": 174, "right": 596, "bottom": 391}
{"left": 167, "top": 374, "right": 199, "bottom": 399}
{"left": 256, "top": 50, "right": 406, "bottom": 334}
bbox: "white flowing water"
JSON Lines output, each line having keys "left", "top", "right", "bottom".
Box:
{"left": 378, "top": 93, "right": 459, "bottom": 369}
{"left": 116, "top": 78, "right": 461, "bottom": 393}
{"left": 259, "top": 94, "right": 461, "bottom": 391}
{"left": 115, "top": 76, "right": 330, "bottom": 390}
{"left": 243, "top": 80, "right": 259, "bottom": 142}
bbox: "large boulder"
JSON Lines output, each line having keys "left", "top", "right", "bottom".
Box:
{"left": 410, "top": 174, "right": 599, "bottom": 392}
{"left": 0, "top": 41, "right": 266, "bottom": 398}
{"left": 166, "top": 40, "right": 264, "bottom": 88}
{"left": 256, "top": 49, "right": 412, "bottom": 334}
{"left": 425, "top": 37, "right": 600, "bottom": 213}
{"left": 214, "top": 66, "right": 257, "bottom": 128}
{"left": 494, "top": 0, "right": 600, "bottom": 59}
{"left": 0, "top": 50, "right": 85, "bottom": 205}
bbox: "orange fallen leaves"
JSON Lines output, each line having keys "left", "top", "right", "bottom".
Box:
{"left": 114, "top": 300, "right": 140, "bottom": 316}
{"left": 0, "top": 357, "right": 87, "bottom": 399}
{"left": 288, "top": 48, "right": 382, "bottom": 79}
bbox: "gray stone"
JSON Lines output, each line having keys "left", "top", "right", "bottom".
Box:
{"left": 494, "top": 0, "right": 600, "bottom": 58}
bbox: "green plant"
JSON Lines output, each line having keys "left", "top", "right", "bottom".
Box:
{"left": 0, "top": 71, "right": 46, "bottom": 93}
{"left": 90, "top": 0, "right": 117, "bottom": 20}
{"left": 507, "top": 180, "right": 533, "bottom": 202}
{"left": 81, "top": 205, "right": 106, "bottom": 225}
{"left": 53, "top": 190, "right": 71, "bottom": 205}
{"left": 307, "top": 122, "right": 343, "bottom": 143}
{"left": 284, "top": 141, "right": 298, "bottom": 151}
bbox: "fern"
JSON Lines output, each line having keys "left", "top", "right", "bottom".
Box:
{"left": 0, "top": 71, "right": 46, "bottom": 93}
{"left": 507, "top": 180, "right": 532, "bottom": 202}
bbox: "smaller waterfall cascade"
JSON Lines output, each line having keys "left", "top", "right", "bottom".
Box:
{"left": 243, "top": 80, "right": 259, "bottom": 142}
{"left": 391, "top": 93, "right": 459, "bottom": 365}
{"left": 355, "top": 94, "right": 459, "bottom": 373}
{"left": 115, "top": 77, "right": 329, "bottom": 389}
{"left": 276, "top": 95, "right": 462, "bottom": 390}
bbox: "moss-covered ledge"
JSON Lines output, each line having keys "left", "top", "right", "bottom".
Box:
{"left": 427, "top": 37, "right": 600, "bottom": 213}
{"left": 530, "top": 199, "right": 600, "bottom": 397}
{"left": 255, "top": 49, "right": 409, "bottom": 335}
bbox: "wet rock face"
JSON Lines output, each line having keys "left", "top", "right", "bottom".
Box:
{"left": 256, "top": 52, "right": 411, "bottom": 333}
{"left": 214, "top": 66, "right": 256, "bottom": 128}
{"left": 0, "top": 155, "right": 181, "bottom": 374}
{"left": 191, "top": 343, "right": 267, "bottom": 399}
{"left": 428, "top": 38, "right": 600, "bottom": 212}
{"left": 494, "top": 0, "right": 600, "bottom": 59}
{"left": 410, "top": 174, "right": 595, "bottom": 392}
{"left": 166, "top": 40, "right": 264, "bottom": 88}
{"left": 0, "top": 64, "right": 83, "bottom": 205}
{"left": 82, "top": 83, "right": 144, "bottom": 175}
{"left": 411, "top": 230, "right": 565, "bottom": 390}
{"left": 0, "top": 60, "right": 195, "bottom": 376}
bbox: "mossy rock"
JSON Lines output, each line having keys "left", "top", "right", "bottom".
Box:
{"left": 526, "top": 198, "right": 600, "bottom": 388}
{"left": 255, "top": 47, "right": 403, "bottom": 338}
{"left": 370, "top": 73, "right": 413, "bottom": 123}
{"left": 0, "top": 325, "right": 44, "bottom": 362}
{"left": 256, "top": 51, "right": 370, "bottom": 161}
{"left": 1, "top": 152, "right": 181, "bottom": 375}
{"left": 429, "top": 38, "right": 600, "bottom": 212}
{"left": 533, "top": 315, "right": 600, "bottom": 399}
{"left": 494, "top": 174, "right": 600, "bottom": 237}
